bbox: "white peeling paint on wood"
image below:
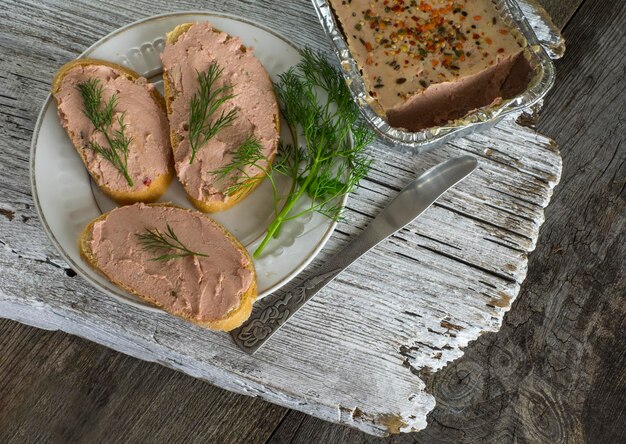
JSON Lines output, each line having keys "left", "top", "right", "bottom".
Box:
{"left": 0, "top": 0, "right": 562, "bottom": 436}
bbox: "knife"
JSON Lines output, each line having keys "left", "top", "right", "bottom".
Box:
{"left": 231, "top": 155, "right": 478, "bottom": 354}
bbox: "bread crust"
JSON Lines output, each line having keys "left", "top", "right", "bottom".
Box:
{"left": 163, "top": 23, "right": 280, "bottom": 213}
{"left": 79, "top": 203, "right": 257, "bottom": 331}
{"left": 52, "top": 59, "right": 174, "bottom": 205}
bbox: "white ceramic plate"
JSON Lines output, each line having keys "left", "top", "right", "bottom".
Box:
{"left": 30, "top": 12, "right": 344, "bottom": 311}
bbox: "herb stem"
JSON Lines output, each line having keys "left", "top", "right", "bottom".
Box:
{"left": 256, "top": 150, "right": 321, "bottom": 253}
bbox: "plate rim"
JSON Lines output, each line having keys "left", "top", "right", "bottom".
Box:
{"left": 30, "top": 10, "right": 345, "bottom": 313}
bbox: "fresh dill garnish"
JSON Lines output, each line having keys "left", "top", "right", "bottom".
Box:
{"left": 213, "top": 48, "right": 374, "bottom": 258}
{"left": 188, "top": 62, "right": 238, "bottom": 164}
{"left": 210, "top": 134, "right": 277, "bottom": 198}
{"left": 78, "top": 78, "right": 134, "bottom": 187}
{"left": 136, "top": 224, "right": 209, "bottom": 262}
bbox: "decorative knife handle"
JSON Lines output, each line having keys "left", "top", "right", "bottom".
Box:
{"left": 232, "top": 223, "right": 383, "bottom": 354}
{"left": 232, "top": 265, "right": 343, "bottom": 353}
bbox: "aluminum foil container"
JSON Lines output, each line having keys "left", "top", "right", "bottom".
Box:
{"left": 311, "top": 0, "right": 560, "bottom": 152}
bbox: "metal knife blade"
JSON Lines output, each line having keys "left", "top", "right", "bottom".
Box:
{"left": 231, "top": 155, "right": 478, "bottom": 354}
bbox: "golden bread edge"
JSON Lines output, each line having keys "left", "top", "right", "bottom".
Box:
{"left": 163, "top": 23, "right": 280, "bottom": 213}
{"left": 52, "top": 58, "right": 174, "bottom": 205}
{"left": 79, "top": 203, "right": 258, "bottom": 332}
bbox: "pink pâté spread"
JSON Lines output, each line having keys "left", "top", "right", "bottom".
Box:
{"left": 329, "top": 0, "right": 533, "bottom": 130}
{"left": 89, "top": 204, "right": 254, "bottom": 321}
{"left": 54, "top": 65, "right": 172, "bottom": 191}
{"left": 161, "top": 22, "right": 279, "bottom": 203}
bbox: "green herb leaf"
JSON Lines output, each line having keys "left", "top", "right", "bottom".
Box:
{"left": 137, "top": 224, "right": 209, "bottom": 262}
{"left": 258, "top": 48, "right": 374, "bottom": 255}
{"left": 210, "top": 134, "right": 271, "bottom": 197}
{"left": 78, "top": 78, "right": 134, "bottom": 186}
{"left": 188, "top": 63, "right": 238, "bottom": 164}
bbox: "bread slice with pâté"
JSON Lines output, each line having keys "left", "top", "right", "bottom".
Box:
{"left": 79, "top": 203, "right": 257, "bottom": 331}
{"left": 52, "top": 59, "right": 174, "bottom": 205}
{"left": 161, "top": 22, "right": 280, "bottom": 212}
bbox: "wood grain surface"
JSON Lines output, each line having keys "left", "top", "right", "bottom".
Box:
{"left": 1, "top": 0, "right": 623, "bottom": 442}
{"left": 1, "top": 0, "right": 564, "bottom": 435}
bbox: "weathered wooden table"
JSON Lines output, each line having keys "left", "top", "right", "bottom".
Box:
{"left": 1, "top": 0, "right": 624, "bottom": 442}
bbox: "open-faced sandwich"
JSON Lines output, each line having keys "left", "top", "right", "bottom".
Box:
{"left": 80, "top": 203, "right": 257, "bottom": 331}
{"left": 161, "top": 22, "right": 280, "bottom": 212}
{"left": 52, "top": 59, "right": 174, "bottom": 204}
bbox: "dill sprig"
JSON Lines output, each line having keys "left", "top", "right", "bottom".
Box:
{"left": 211, "top": 134, "right": 281, "bottom": 200}
{"left": 136, "top": 224, "right": 209, "bottom": 262}
{"left": 214, "top": 48, "right": 374, "bottom": 258}
{"left": 188, "top": 63, "right": 238, "bottom": 164}
{"left": 78, "top": 79, "right": 134, "bottom": 187}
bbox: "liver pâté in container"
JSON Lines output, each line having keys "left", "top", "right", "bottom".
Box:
{"left": 312, "top": 0, "right": 556, "bottom": 150}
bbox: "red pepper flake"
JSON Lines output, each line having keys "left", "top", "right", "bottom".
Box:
{"left": 474, "top": 15, "right": 482, "bottom": 21}
{"left": 497, "top": 48, "right": 505, "bottom": 53}
{"left": 499, "top": 29, "right": 509, "bottom": 35}
{"left": 485, "top": 37, "right": 493, "bottom": 45}
{"left": 142, "top": 177, "right": 152, "bottom": 187}
{"left": 432, "top": 59, "right": 439, "bottom": 67}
